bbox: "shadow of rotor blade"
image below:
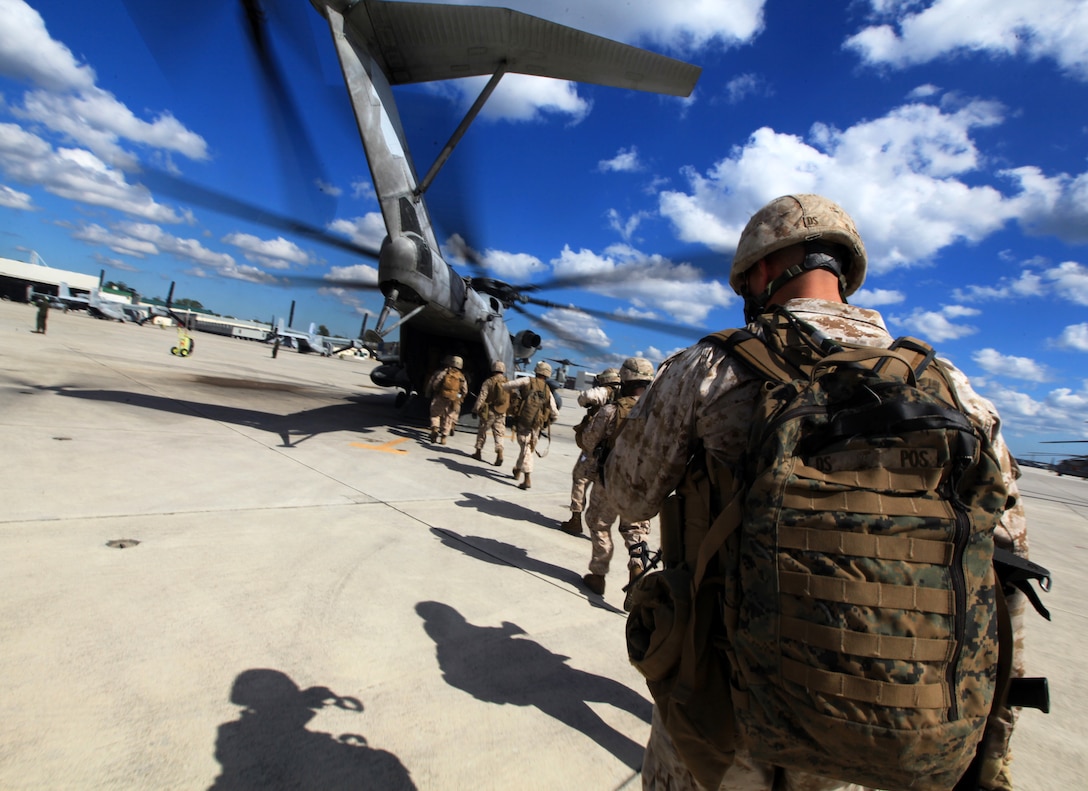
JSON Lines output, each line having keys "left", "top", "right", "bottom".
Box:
{"left": 138, "top": 168, "right": 381, "bottom": 261}
{"left": 510, "top": 304, "right": 606, "bottom": 356}
{"left": 521, "top": 296, "right": 704, "bottom": 341}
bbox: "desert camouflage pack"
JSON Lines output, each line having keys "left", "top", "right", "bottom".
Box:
{"left": 513, "top": 377, "right": 550, "bottom": 433}
{"left": 439, "top": 368, "right": 464, "bottom": 400}
{"left": 626, "top": 308, "right": 1050, "bottom": 791}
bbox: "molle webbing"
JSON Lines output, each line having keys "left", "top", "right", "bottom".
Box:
{"left": 779, "top": 526, "right": 954, "bottom": 564}
{"left": 780, "top": 657, "right": 950, "bottom": 709}
{"left": 779, "top": 615, "right": 955, "bottom": 662}
{"left": 778, "top": 572, "right": 954, "bottom": 613}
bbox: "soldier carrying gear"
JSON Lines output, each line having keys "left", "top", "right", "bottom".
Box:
{"left": 562, "top": 367, "right": 622, "bottom": 536}
{"left": 498, "top": 359, "right": 557, "bottom": 489}
{"left": 605, "top": 194, "right": 1040, "bottom": 791}
{"left": 425, "top": 356, "right": 468, "bottom": 444}
{"left": 472, "top": 360, "right": 510, "bottom": 466}
{"left": 579, "top": 357, "right": 654, "bottom": 599}
{"left": 502, "top": 360, "right": 560, "bottom": 490}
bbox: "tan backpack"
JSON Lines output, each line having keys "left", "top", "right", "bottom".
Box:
{"left": 439, "top": 368, "right": 463, "bottom": 400}
{"left": 626, "top": 308, "right": 1050, "bottom": 791}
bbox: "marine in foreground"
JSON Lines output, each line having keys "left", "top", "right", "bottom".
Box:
{"left": 606, "top": 194, "right": 1046, "bottom": 791}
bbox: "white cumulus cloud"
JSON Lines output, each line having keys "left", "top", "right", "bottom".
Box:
{"left": 889, "top": 305, "right": 980, "bottom": 342}
{"left": 845, "top": 0, "right": 1088, "bottom": 81}
{"left": 972, "top": 348, "right": 1049, "bottom": 381}
{"left": 1056, "top": 323, "right": 1088, "bottom": 352}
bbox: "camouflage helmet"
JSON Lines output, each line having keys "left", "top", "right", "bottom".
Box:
{"left": 730, "top": 194, "right": 867, "bottom": 297}
{"left": 450, "top": 355, "right": 463, "bottom": 370}
{"left": 534, "top": 360, "right": 552, "bottom": 377}
{"left": 596, "top": 367, "right": 621, "bottom": 386}
{"left": 491, "top": 360, "right": 506, "bottom": 373}
{"left": 619, "top": 356, "right": 654, "bottom": 384}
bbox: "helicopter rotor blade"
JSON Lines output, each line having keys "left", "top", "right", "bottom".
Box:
{"left": 520, "top": 294, "right": 704, "bottom": 341}
{"left": 509, "top": 304, "right": 607, "bottom": 357}
{"left": 276, "top": 273, "right": 385, "bottom": 293}
{"left": 121, "top": 0, "right": 335, "bottom": 221}
{"left": 138, "top": 167, "right": 381, "bottom": 262}
{"left": 237, "top": 0, "right": 335, "bottom": 221}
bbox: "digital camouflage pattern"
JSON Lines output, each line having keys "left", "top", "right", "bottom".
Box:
{"left": 714, "top": 311, "right": 1010, "bottom": 791}
{"left": 643, "top": 707, "right": 867, "bottom": 791}
{"left": 474, "top": 372, "right": 509, "bottom": 455}
{"left": 501, "top": 376, "right": 559, "bottom": 475}
{"left": 605, "top": 299, "right": 1029, "bottom": 791}
{"left": 580, "top": 400, "right": 650, "bottom": 576}
{"left": 730, "top": 194, "right": 868, "bottom": 297}
{"left": 427, "top": 365, "right": 468, "bottom": 438}
{"left": 569, "top": 385, "right": 616, "bottom": 513}
{"left": 514, "top": 376, "right": 552, "bottom": 433}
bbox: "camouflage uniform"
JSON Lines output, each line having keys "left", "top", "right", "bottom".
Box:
{"left": 426, "top": 365, "right": 467, "bottom": 440}
{"left": 605, "top": 298, "right": 1028, "bottom": 791}
{"left": 473, "top": 372, "right": 509, "bottom": 456}
{"left": 582, "top": 398, "right": 651, "bottom": 578}
{"left": 569, "top": 385, "right": 614, "bottom": 514}
{"left": 501, "top": 376, "right": 559, "bottom": 475}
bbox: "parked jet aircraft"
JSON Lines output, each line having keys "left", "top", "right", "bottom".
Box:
{"left": 56, "top": 283, "right": 146, "bottom": 324}
{"left": 127, "top": 0, "right": 701, "bottom": 406}
{"left": 270, "top": 318, "right": 369, "bottom": 356}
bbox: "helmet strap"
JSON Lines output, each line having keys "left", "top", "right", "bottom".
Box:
{"left": 746, "top": 241, "right": 848, "bottom": 320}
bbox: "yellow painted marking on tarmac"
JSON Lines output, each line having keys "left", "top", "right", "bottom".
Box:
{"left": 350, "top": 438, "right": 410, "bottom": 454}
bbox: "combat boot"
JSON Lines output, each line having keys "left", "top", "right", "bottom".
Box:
{"left": 429, "top": 428, "right": 438, "bottom": 443}
{"left": 439, "top": 434, "right": 447, "bottom": 445}
{"left": 512, "top": 467, "right": 522, "bottom": 481}
{"left": 518, "top": 473, "right": 532, "bottom": 490}
{"left": 494, "top": 449, "right": 503, "bottom": 467}
{"left": 472, "top": 448, "right": 483, "bottom": 461}
{"left": 560, "top": 512, "right": 583, "bottom": 535}
{"left": 582, "top": 573, "right": 605, "bottom": 595}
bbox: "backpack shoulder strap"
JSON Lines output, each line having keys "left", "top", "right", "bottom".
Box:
{"left": 703, "top": 328, "right": 802, "bottom": 384}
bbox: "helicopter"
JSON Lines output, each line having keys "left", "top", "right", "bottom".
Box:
{"left": 126, "top": 0, "right": 701, "bottom": 407}
{"left": 1039, "top": 439, "right": 1088, "bottom": 479}
{"left": 546, "top": 358, "right": 585, "bottom": 385}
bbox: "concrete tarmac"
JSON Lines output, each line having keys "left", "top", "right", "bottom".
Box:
{"left": 1, "top": 299, "right": 1083, "bottom": 790}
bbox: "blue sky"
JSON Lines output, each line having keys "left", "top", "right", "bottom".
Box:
{"left": 1, "top": 0, "right": 1087, "bottom": 460}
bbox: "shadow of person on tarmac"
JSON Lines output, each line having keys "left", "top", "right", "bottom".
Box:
{"left": 428, "top": 528, "right": 624, "bottom": 615}
{"left": 209, "top": 669, "right": 416, "bottom": 790}
{"left": 415, "top": 601, "right": 650, "bottom": 770}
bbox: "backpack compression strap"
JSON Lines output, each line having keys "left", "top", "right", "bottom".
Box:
{"left": 706, "top": 310, "right": 947, "bottom": 393}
